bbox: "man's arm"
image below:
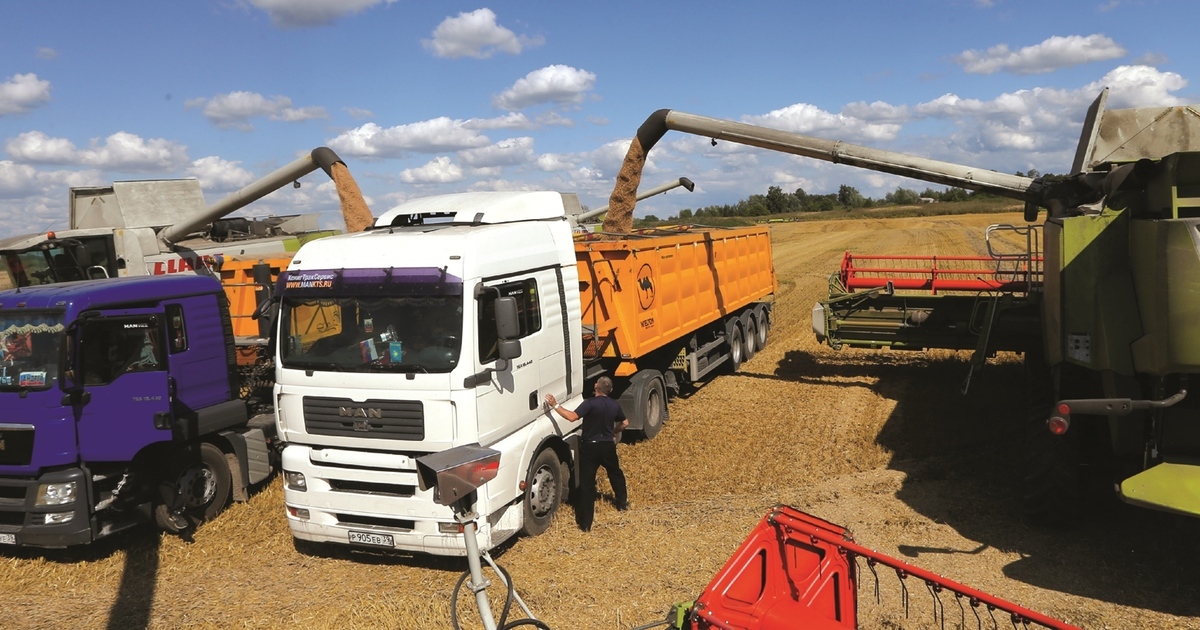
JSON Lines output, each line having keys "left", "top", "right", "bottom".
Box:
{"left": 544, "top": 393, "right": 581, "bottom": 421}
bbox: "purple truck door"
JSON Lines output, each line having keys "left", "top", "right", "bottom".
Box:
{"left": 75, "top": 315, "right": 173, "bottom": 462}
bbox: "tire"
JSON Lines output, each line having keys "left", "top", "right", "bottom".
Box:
{"left": 154, "top": 442, "right": 233, "bottom": 533}
{"left": 522, "top": 448, "right": 564, "bottom": 537}
{"left": 1021, "top": 347, "right": 1079, "bottom": 525}
{"left": 725, "top": 319, "right": 745, "bottom": 373}
{"left": 632, "top": 371, "right": 667, "bottom": 440}
{"left": 740, "top": 311, "right": 758, "bottom": 361}
{"left": 754, "top": 304, "right": 770, "bottom": 349}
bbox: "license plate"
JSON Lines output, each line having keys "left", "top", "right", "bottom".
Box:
{"left": 348, "top": 530, "right": 393, "bottom": 547}
{"left": 0, "top": 533, "right": 15, "bottom": 545}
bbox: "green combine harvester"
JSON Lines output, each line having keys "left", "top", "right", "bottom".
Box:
{"left": 616, "top": 89, "right": 1200, "bottom": 522}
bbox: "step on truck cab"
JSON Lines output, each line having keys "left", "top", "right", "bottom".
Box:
{"left": 275, "top": 191, "right": 775, "bottom": 555}
{"left": 0, "top": 274, "right": 275, "bottom": 548}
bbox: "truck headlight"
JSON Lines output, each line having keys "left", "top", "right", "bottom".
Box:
{"left": 284, "top": 471, "right": 307, "bottom": 491}
{"left": 36, "top": 481, "right": 77, "bottom": 506}
{"left": 43, "top": 512, "right": 75, "bottom": 525}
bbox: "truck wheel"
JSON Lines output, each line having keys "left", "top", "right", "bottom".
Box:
{"left": 740, "top": 311, "right": 758, "bottom": 361}
{"left": 522, "top": 448, "right": 563, "bottom": 537}
{"left": 632, "top": 372, "right": 667, "bottom": 440}
{"left": 154, "top": 442, "right": 233, "bottom": 533}
{"left": 754, "top": 304, "right": 770, "bottom": 349}
{"left": 1021, "top": 348, "right": 1079, "bottom": 525}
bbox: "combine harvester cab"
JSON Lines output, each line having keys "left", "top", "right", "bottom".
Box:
{"left": 614, "top": 90, "right": 1200, "bottom": 522}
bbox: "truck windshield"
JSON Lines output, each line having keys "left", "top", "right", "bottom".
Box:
{"left": 0, "top": 251, "right": 55, "bottom": 290}
{"left": 280, "top": 296, "right": 463, "bottom": 374}
{"left": 0, "top": 311, "right": 64, "bottom": 391}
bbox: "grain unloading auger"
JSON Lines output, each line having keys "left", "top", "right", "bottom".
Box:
{"left": 611, "top": 90, "right": 1200, "bottom": 522}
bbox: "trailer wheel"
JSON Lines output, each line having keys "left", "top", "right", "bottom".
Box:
{"left": 522, "top": 448, "right": 563, "bottom": 537}
{"left": 632, "top": 371, "right": 667, "bottom": 440}
{"left": 154, "top": 442, "right": 233, "bottom": 533}
{"left": 740, "top": 311, "right": 758, "bottom": 361}
{"left": 753, "top": 304, "right": 770, "bottom": 349}
{"left": 725, "top": 319, "right": 745, "bottom": 373}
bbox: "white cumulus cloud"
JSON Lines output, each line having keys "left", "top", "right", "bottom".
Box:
{"left": 0, "top": 161, "right": 43, "bottom": 197}
{"left": 535, "top": 153, "right": 576, "bottom": 172}
{"left": 5, "top": 131, "right": 189, "bottom": 172}
{"left": 187, "top": 91, "right": 328, "bottom": 131}
{"left": 464, "top": 112, "right": 536, "bottom": 130}
{"left": 246, "top": 0, "right": 394, "bottom": 28}
{"left": 400, "top": 157, "right": 464, "bottom": 184}
{"left": 1085, "top": 65, "right": 1188, "bottom": 108}
{"left": 185, "top": 156, "right": 257, "bottom": 192}
{"left": 0, "top": 73, "right": 52, "bottom": 116}
{"left": 423, "top": 8, "right": 543, "bottom": 59}
{"left": 327, "top": 117, "right": 491, "bottom": 158}
{"left": 742, "top": 103, "right": 903, "bottom": 143}
{"left": 459, "top": 137, "right": 536, "bottom": 168}
{"left": 493, "top": 65, "right": 596, "bottom": 111}
{"left": 956, "top": 34, "right": 1126, "bottom": 75}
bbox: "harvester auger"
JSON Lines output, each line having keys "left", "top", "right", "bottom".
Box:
{"left": 610, "top": 89, "right": 1200, "bottom": 522}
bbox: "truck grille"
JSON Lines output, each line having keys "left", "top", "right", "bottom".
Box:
{"left": 303, "top": 397, "right": 424, "bottom": 441}
{"left": 0, "top": 427, "right": 34, "bottom": 466}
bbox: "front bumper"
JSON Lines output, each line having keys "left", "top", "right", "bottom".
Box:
{"left": 0, "top": 467, "right": 94, "bottom": 548}
{"left": 281, "top": 444, "right": 519, "bottom": 557}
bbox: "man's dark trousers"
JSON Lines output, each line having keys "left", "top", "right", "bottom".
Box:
{"left": 576, "top": 440, "right": 627, "bottom": 531}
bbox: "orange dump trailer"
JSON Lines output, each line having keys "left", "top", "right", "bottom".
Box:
{"left": 574, "top": 225, "right": 775, "bottom": 437}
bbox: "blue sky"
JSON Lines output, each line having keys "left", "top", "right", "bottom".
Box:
{"left": 1, "top": 0, "right": 1196, "bottom": 238}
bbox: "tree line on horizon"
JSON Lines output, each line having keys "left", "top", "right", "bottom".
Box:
{"left": 640, "top": 169, "right": 1065, "bottom": 223}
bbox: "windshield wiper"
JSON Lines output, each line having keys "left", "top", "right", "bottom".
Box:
{"left": 286, "top": 361, "right": 346, "bottom": 372}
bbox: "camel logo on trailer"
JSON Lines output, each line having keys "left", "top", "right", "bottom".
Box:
{"left": 636, "top": 263, "right": 655, "bottom": 310}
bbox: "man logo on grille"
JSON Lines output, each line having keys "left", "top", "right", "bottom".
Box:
{"left": 340, "top": 407, "right": 383, "bottom": 418}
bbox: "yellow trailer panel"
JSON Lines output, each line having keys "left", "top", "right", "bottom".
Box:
{"left": 575, "top": 225, "right": 775, "bottom": 363}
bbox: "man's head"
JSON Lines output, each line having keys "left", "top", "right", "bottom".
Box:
{"left": 594, "top": 376, "right": 614, "bottom": 396}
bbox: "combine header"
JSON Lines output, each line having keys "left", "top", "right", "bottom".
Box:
{"left": 814, "top": 223, "right": 1044, "bottom": 392}
{"left": 674, "top": 505, "right": 1078, "bottom": 630}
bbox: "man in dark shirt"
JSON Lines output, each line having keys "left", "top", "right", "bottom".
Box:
{"left": 545, "top": 376, "right": 629, "bottom": 532}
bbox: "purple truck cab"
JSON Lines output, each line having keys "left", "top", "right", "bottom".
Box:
{"left": 0, "top": 274, "right": 275, "bottom": 548}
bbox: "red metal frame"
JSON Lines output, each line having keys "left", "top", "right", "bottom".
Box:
{"left": 690, "top": 505, "right": 1078, "bottom": 630}
{"left": 839, "top": 252, "right": 1042, "bottom": 294}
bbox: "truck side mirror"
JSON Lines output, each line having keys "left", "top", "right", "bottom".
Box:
{"left": 495, "top": 297, "right": 520, "bottom": 339}
{"left": 494, "top": 296, "right": 522, "bottom": 362}
{"left": 497, "top": 338, "right": 521, "bottom": 360}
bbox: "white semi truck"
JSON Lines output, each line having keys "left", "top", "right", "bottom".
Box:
{"left": 273, "top": 191, "right": 775, "bottom": 555}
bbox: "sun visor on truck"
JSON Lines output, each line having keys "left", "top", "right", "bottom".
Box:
{"left": 277, "top": 268, "right": 464, "bottom": 297}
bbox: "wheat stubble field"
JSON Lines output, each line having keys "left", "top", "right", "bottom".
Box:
{"left": 3, "top": 211, "right": 1199, "bottom": 630}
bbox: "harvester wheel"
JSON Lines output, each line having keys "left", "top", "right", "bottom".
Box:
{"left": 1021, "top": 348, "right": 1079, "bottom": 525}
{"left": 522, "top": 448, "right": 564, "bottom": 537}
{"left": 154, "top": 442, "right": 233, "bottom": 533}
{"left": 740, "top": 311, "right": 758, "bottom": 361}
